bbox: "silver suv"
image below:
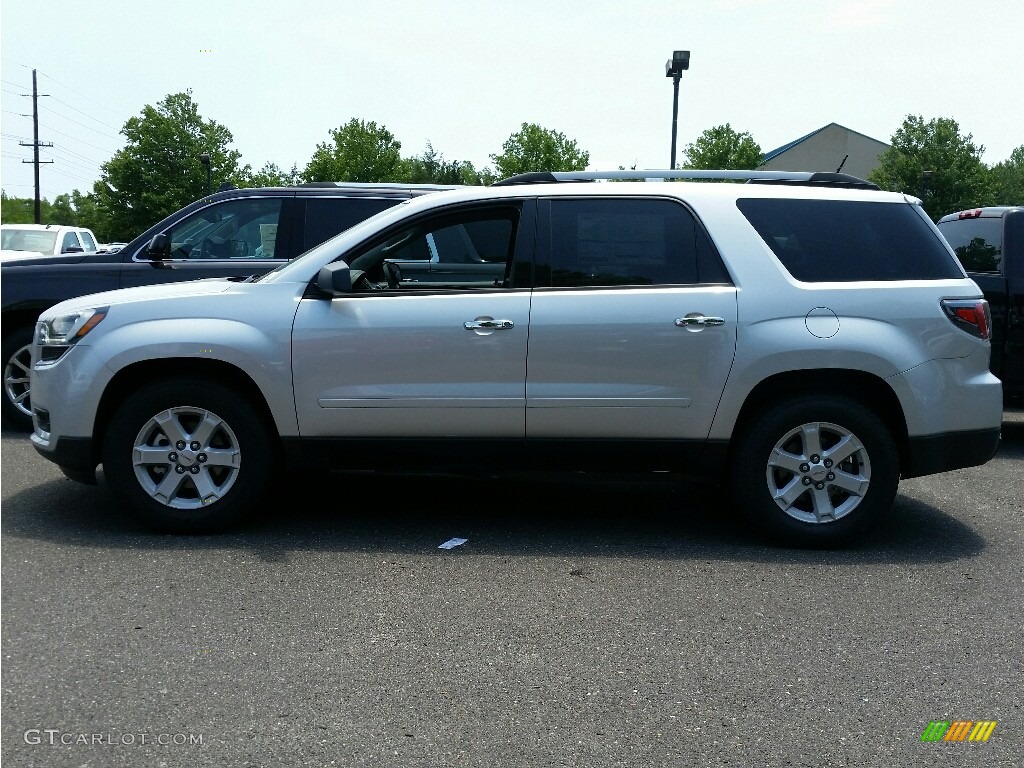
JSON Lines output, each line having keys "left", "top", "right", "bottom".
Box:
{"left": 29, "top": 170, "right": 1003, "bottom": 546}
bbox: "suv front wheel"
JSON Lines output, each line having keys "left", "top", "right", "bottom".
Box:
{"left": 101, "top": 378, "right": 274, "bottom": 533}
{"left": 731, "top": 396, "right": 899, "bottom": 547}
{"left": 2, "top": 325, "right": 35, "bottom": 432}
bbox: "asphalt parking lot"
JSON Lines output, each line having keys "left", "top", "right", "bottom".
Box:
{"left": 2, "top": 410, "right": 1022, "bottom": 767}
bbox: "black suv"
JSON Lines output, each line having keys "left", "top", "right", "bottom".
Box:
{"left": 1, "top": 182, "right": 455, "bottom": 430}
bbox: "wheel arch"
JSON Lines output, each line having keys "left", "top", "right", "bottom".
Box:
{"left": 728, "top": 369, "right": 910, "bottom": 474}
{"left": 94, "top": 358, "right": 283, "bottom": 464}
{"left": 2, "top": 308, "right": 47, "bottom": 337}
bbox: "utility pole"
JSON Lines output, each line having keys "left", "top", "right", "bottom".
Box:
{"left": 19, "top": 69, "right": 53, "bottom": 224}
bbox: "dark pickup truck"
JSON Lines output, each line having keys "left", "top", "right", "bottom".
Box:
{"left": 937, "top": 206, "right": 1024, "bottom": 401}
{"left": 1, "top": 182, "right": 455, "bottom": 430}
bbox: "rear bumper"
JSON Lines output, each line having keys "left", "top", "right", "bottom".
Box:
{"left": 903, "top": 427, "right": 1001, "bottom": 478}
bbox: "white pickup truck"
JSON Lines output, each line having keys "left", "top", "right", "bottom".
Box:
{"left": 1, "top": 223, "right": 100, "bottom": 259}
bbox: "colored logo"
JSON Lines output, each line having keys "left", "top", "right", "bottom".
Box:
{"left": 921, "top": 720, "right": 997, "bottom": 742}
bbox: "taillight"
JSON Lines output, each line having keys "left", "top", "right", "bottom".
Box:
{"left": 958, "top": 209, "right": 983, "bottom": 219}
{"left": 941, "top": 299, "right": 991, "bottom": 339}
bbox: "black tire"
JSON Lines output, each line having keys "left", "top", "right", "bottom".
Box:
{"left": 2, "top": 325, "right": 35, "bottom": 432}
{"left": 101, "top": 377, "right": 274, "bottom": 533}
{"left": 730, "top": 396, "right": 899, "bottom": 547}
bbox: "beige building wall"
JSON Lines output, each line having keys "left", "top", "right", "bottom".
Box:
{"left": 759, "top": 123, "right": 889, "bottom": 179}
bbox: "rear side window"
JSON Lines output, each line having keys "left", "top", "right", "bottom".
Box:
{"left": 540, "top": 198, "right": 730, "bottom": 287}
{"left": 936, "top": 217, "right": 1003, "bottom": 274}
{"left": 738, "top": 199, "right": 963, "bottom": 282}
{"left": 303, "top": 197, "right": 401, "bottom": 251}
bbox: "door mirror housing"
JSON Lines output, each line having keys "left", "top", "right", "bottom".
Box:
{"left": 316, "top": 261, "right": 354, "bottom": 295}
{"left": 147, "top": 233, "right": 170, "bottom": 260}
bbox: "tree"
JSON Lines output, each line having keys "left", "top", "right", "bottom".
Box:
{"left": 400, "top": 141, "right": 493, "bottom": 186}
{"left": 682, "top": 124, "right": 762, "bottom": 170}
{"left": 303, "top": 119, "right": 404, "bottom": 183}
{"left": 49, "top": 194, "right": 76, "bottom": 224}
{"left": 868, "top": 115, "right": 993, "bottom": 220}
{"left": 490, "top": 123, "right": 589, "bottom": 179}
{"left": 989, "top": 145, "right": 1024, "bottom": 205}
{"left": 1, "top": 191, "right": 39, "bottom": 224}
{"left": 244, "top": 162, "right": 300, "bottom": 188}
{"left": 93, "top": 91, "right": 245, "bottom": 242}
{"left": 402, "top": 142, "right": 469, "bottom": 185}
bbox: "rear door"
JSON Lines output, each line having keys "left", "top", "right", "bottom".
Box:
{"left": 525, "top": 196, "right": 737, "bottom": 463}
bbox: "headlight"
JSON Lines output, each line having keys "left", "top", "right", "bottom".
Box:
{"left": 35, "top": 306, "right": 108, "bottom": 362}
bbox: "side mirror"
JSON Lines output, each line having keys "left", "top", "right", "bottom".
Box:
{"left": 316, "top": 261, "right": 353, "bottom": 295}
{"left": 62, "top": 245, "right": 84, "bottom": 254}
{"left": 147, "top": 233, "right": 170, "bottom": 260}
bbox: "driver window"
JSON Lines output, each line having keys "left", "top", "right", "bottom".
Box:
{"left": 165, "top": 198, "right": 283, "bottom": 260}
{"left": 348, "top": 206, "right": 519, "bottom": 289}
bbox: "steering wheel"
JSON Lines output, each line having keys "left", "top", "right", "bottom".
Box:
{"left": 382, "top": 262, "right": 402, "bottom": 289}
{"left": 349, "top": 269, "right": 381, "bottom": 290}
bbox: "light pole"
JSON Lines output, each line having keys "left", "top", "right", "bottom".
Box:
{"left": 665, "top": 50, "right": 690, "bottom": 170}
{"left": 199, "top": 153, "right": 211, "bottom": 195}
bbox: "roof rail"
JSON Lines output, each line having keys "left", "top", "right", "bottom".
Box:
{"left": 296, "top": 181, "right": 462, "bottom": 190}
{"left": 493, "top": 169, "right": 879, "bottom": 190}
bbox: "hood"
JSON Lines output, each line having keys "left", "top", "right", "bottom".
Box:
{"left": 0, "top": 250, "right": 91, "bottom": 265}
{"left": 44, "top": 278, "right": 235, "bottom": 316}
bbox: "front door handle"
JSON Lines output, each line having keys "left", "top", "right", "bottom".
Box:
{"left": 464, "top": 319, "right": 515, "bottom": 331}
{"left": 675, "top": 315, "right": 725, "bottom": 327}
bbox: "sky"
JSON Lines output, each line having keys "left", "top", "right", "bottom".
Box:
{"left": 1, "top": 0, "right": 1022, "bottom": 202}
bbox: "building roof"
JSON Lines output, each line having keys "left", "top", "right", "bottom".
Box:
{"left": 762, "top": 123, "right": 888, "bottom": 162}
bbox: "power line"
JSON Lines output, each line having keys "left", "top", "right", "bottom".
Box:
{"left": 48, "top": 143, "right": 106, "bottom": 166}
{"left": 39, "top": 103, "right": 121, "bottom": 140}
{"left": 47, "top": 95, "right": 122, "bottom": 132}
{"left": 43, "top": 151, "right": 99, "bottom": 175}
{"left": 36, "top": 69, "right": 125, "bottom": 117}
{"left": 37, "top": 122, "right": 118, "bottom": 154}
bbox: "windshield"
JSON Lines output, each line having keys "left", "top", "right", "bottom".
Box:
{"left": 1, "top": 227, "right": 57, "bottom": 253}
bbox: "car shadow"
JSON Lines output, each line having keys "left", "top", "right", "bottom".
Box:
{"left": 0, "top": 465, "right": 989, "bottom": 566}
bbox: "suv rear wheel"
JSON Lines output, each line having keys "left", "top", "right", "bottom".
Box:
{"left": 101, "top": 378, "right": 274, "bottom": 533}
{"left": 731, "top": 396, "right": 898, "bottom": 547}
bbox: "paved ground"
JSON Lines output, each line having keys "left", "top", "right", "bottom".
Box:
{"left": 2, "top": 411, "right": 1022, "bottom": 767}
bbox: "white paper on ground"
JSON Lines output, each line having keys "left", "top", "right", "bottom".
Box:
{"left": 438, "top": 537, "right": 468, "bottom": 550}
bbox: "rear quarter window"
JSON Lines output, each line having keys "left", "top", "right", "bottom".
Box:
{"left": 737, "top": 199, "right": 963, "bottom": 282}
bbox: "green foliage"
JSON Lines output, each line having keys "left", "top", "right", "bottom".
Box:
{"left": 243, "top": 162, "right": 301, "bottom": 188}
{"left": 402, "top": 142, "right": 470, "bottom": 184}
{"left": 303, "top": 119, "right": 404, "bottom": 183}
{"left": 67, "top": 191, "right": 106, "bottom": 239}
{"left": 401, "top": 142, "right": 494, "bottom": 186}
{"left": 1, "top": 190, "right": 107, "bottom": 237}
{"left": 868, "top": 115, "right": 993, "bottom": 220}
{"left": 682, "top": 124, "right": 763, "bottom": 170}
{"left": 1, "top": 191, "right": 38, "bottom": 223}
{"left": 989, "top": 145, "right": 1024, "bottom": 205}
{"left": 490, "top": 123, "right": 589, "bottom": 179}
{"left": 93, "top": 91, "right": 246, "bottom": 241}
